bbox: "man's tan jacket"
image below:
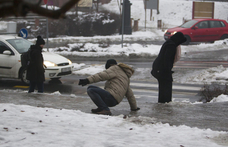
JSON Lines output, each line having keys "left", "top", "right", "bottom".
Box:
{"left": 87, "top": 63, "right": 137, "bottom": 109}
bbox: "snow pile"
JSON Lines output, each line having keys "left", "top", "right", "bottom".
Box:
{"left": 181, "top": 40, "right": 228, "bottom": 54}
{"left": 177, "top": 65, "right": 228, "bottom": 84}
{"left": 50, "top": 91, "right": 61, "bottom": 95}
{"left": 56, "top": 43, "right": 160, "bottom": 57}
{"left": 0, "top": 103, "right": 227, "bottom": 147}
{"left": 46, "top": 38, "right": 228, "bottom": 58}
{"left": 73, "top": 64, "right": 104, "bottom": 75}
{"left": 0, "top": 22, "right": 7, "bottom": 31}
{"left": 210, "top": 94, "right": 228, "bottom": 103}
{"left": 72, "top": 63, "right": 86, "bottom": 70}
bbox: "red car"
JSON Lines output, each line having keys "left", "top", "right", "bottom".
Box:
{"left": 164, "top": 18, "right": 228, "bottom": 45}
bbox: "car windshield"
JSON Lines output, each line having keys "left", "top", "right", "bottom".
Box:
{"left": 6, "top": 38, "right": 33, "bottom": 54}
{"left": 180, "top": 20, "right": 198, "bottom": 28}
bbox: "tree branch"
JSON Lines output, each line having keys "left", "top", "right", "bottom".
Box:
{"left": 0, "top": 0, "right": 81, "bottom": 19}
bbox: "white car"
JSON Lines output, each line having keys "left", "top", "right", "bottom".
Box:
{"left": 0, "top": 35, "right": 73, "bottom": 84}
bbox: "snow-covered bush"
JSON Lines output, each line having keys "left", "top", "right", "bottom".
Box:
{"left": 68, "top": 11, "right": 121, "bottom": 36}
{"left": 199, "top": 83, "right": 228, "bottom": 103}
{"left": 17, "top": 11, "right": 121, "bottom": 38}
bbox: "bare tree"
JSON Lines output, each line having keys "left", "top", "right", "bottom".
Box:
{"left": 0, "top": 0, "right": 80, "bottom": 19}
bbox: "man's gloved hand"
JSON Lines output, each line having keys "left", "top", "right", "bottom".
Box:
{"left": 78, "top": 79, "right": 89, "bottom": 86}
{"left": 131, "top": 107, "right": 140, "bottom": 111}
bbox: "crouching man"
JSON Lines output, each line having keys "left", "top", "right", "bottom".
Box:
{"left": 78, "top": 59, "right": 140, "bottom": 115}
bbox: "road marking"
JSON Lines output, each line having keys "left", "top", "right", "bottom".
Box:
{"left": 130, "top": 82, "right": 201, "bottom": 91}
{"left": 132, "top": 88, "right": 197, "bottom": 96}
{"left": 14, "top": 86, "right": 29, "bottom": 88}
{"left": 99, "top": 81, "right": 200, "bottom": 102}
{"left": 174, "top": 60, "right": 228, "bottom": 68}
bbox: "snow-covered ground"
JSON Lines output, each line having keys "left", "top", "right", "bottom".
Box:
{"left": 1, "top": 103, "right": 228, "bottom": 147}
{"left": 1, "top": 0, "right": 228, "bottom": 146}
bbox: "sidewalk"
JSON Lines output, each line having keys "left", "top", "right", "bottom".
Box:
{"left": 0, "top": 90, "right": 228, "bottom": 132}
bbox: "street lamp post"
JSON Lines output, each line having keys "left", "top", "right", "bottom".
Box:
{"left": 45, "top": 0, "right": 49, "bottom": 51}
{"left": 121, "top": 0, "right": 132, "bottom": 48}
{"left": 121, "top": 0, "right": 125, "bottom": 48}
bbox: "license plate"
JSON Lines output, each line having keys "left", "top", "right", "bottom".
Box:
{"left": 61, "top": 67, "right": 71, "bottom": 72}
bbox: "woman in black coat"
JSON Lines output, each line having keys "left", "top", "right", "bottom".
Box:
{"left": 26, "top": 36, "right": 45, "bottom": 93}
{"left": 151, "top": 32, "right": 186, "bottom": 103}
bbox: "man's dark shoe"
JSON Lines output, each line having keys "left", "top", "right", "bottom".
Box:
{"left": 91, "top": 108, "right": 102, "bottom": 113}
{"left": 95, "top": 110, "right": 112, "bottom": 116}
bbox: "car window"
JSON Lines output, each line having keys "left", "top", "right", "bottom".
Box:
{"left": 195, "top": 21, "right": 209, "bottom": 29}
{"left": 220, "top": 21, "right": 226, "bottom": 27}
{"left": 6, "top": 39, "right": 33, "bottom": 54}
{"left": 209, "top": 21, "right": 222, "bottom": 28}
{"left": 0, "top": 41, "right": 11, "bottom": 54}
{"left": 180, "top": 20, "right": 198, "bottom": 28}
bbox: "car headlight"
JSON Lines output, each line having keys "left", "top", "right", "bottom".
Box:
{"left": 171, "top": 31, "right": 177, "bottom": 35}
{"left": 44, "top": 61, "right": 57, "bottom": 67}
{"left": 68, "top": 59, "right": 72, "bottom": 65}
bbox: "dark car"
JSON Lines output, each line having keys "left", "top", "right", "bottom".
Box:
{"left": 164, "top": 18, "right": 228, "bottom": 45}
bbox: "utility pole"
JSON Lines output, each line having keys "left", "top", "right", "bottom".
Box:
{"left": 121, "top": 0, "right": 132, "bottom": 48}
{"left": 45, "top": 0, "right": 49, "bottom": 51}
{"left": 144, "top": 0, "right": 147, "bottom": 29}
{"left": 121, "top": 0, "right": 125, "bottom": 48}
{"left": 97, "top": 0, "right": 99, "bottom": 12}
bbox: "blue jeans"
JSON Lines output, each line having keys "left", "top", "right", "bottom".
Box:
{"left": 87, "top": 85, "right": 118, "bottom": 111}
{"left": 28, "top": 81, "right": 44, "bottom": 93}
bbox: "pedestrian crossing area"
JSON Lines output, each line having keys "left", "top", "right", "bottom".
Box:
{"left": 175, "top": 60, "right": 228, "bottom": 69}
{"left": 129, "top": 81, "right": 202, "bottom": 103}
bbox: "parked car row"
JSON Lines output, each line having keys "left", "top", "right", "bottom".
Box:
{"left": 164, "top": 18, "right": 228, "bottom": 45}
{"left": 0, "top": 35, "right": 73, "bottom": 85}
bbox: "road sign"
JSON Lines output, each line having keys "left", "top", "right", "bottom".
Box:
{"left": 78, "top": 0, "right": 93, "bottom": 7}
{"left": 144, "top": 0, "right": 158, "bottom": 9}
{"left": 19, "top": 28, "right": 28, "bottom": 39}
{"left": 44, "top": 0, "right": 48, "bottom": 4}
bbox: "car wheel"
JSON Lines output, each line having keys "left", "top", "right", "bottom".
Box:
{"left": 220, "top": 34, "right": 228, "bottom": 40}
{"left": 20, "top": 68, "right": 29, "bottom": 85}
{"left": 182, "top": 35, "right": 191, "bottom": 45}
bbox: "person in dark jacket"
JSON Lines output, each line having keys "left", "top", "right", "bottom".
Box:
{"left": 78, "top": 59, "right": 140, "bottom": 115}
{"left": 27, "top": 36, "right": 45, "bottom": 93}
{"left": 151, "top": 32, "right": 187, "bottom": 103}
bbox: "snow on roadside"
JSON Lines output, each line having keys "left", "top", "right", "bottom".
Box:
{"left": 210, "top": 94, "right": 228, "bottom": 103}
{"left": 47, "top": 43, "right": 160, "bottom": 57}
{"left": 0, "top": 103, "right": 227, "bottom": 147}
{"left": 45, "top": 39, "right": 228, "bottom": 58}
{"left": 73, "top": 64, "right": 104, "bottom": 75}
{"left": 176, "top": 65, "right": 228, "bottom": 84}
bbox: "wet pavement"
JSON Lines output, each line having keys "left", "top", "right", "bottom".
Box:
{"left": 0, "top": 89, "right": 228, "bottom": 132}
{"left": 1, "top": 50, "right": 228, "bottom": 132}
